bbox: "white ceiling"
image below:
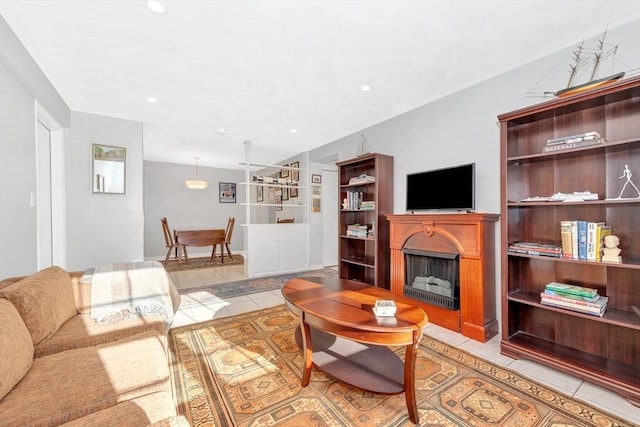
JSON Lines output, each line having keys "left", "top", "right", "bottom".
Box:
{"left": 1, "top": 1, "right": 639, "bottom": 169}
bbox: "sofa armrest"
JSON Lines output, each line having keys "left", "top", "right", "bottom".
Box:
{"left": 69, "top": 270, "right": 91, "bottom": 314}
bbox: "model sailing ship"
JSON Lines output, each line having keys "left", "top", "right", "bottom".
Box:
{"left": 554, "top": 29, "right": 624, "bottom": 97}
{"left": 528, "top": 28, "right": 626, "bottom": 98}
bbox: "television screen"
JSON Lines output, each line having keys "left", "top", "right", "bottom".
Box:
{"left": 406, "top": 163, "right": 475, "bottom": 211}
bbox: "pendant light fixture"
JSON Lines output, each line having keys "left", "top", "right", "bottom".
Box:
{"left": 185, "top": 156, "right": 208, "bottom": 189}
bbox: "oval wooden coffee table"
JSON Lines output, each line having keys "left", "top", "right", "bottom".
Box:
{"left": 281, "top": 277, "right": 428, "bottom": 424}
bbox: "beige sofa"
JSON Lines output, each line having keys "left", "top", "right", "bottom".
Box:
{"left": 0, "top": 266, "right": 188, "bottom": 426}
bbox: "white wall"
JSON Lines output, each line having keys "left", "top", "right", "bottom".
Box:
{"left": 143, "top": 160, "right": 246, "bottom": 258}
{"left": 65, "top": 111, "right": 145, "bottom": 270}
{"left": 0, "top": 15, "right": 70, "bottom": 277}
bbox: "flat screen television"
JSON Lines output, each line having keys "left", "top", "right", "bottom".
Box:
{"left": 406, "top": 163, "right": 475, "bottom": 212}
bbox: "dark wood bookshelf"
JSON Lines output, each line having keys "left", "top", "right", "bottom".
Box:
{"left": 499, "top": 75, "right": 640, "bottom": 406}
{"left": 337, "top": 153, "right": 393, "bottom": 289}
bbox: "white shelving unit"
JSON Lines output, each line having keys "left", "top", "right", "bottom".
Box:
{"left": 241, "top": 140, "right": 310, "bottom": 277}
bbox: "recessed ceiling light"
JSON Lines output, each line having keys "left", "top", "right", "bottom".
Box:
{"left": 360, "top": 85, "right": 371, "bottom": 92}
{"left": 289, "top": 128, "right": 297, "bottom": 133}
{"left": 216, "top": 127, "right": 228, "bottom": 135}
{"left": 147, "top": 1, "right": 166, "bottom": 14}
{"left": 147, "top": 97, "right": 157, "bottom": 103}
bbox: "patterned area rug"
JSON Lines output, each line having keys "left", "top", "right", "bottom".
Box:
{"left": 168, "top": 305, "right": 632, "bottom": 427}
{"left": 163, "top": 254, "right": 244, "bottom": 272}
{"left": 175, "top": 268, "right": 337, "bottom": 298}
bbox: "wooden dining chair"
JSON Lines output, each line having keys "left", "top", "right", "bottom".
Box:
{"left": 161, "top": 217, "right": 189, "bottom": 265}
{"left": 277, "top": 217, "right": 294, "bottom": 223}
{"left": 212, "top": 217, "right": 235, "bottom": 263}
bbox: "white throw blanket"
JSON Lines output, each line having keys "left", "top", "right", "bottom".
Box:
{"left": 90, "top": 261, "right": 174, "bottom": 328}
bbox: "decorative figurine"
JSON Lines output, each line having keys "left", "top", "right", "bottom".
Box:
{"left": 342, "top": 198, "right": 349, "bottom": 210}
{"left": 602, "top": 234, "right": 622, "bottom": 264}
{"left": 614, "top": 164, "right": 640, "bottom": 199}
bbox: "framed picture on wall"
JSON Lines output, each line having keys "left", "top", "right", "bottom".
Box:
{"left": 312, "top": 174, "right": 321, "bottom": 184}
{"left": 312, "top": 198, "right": 321, "bottom": 213}
{"left": 282, "top": 186, "right": 289, "bottom": 201}
{"left": 275, "top": 195, "right": 283, "bottom": 211}
{"left": 312, "top": 185, "right": 321, "bottom": 197}
{"left": 280, "top": 164, "right": 290, "bottom": 178}
{"left": 257, "top": 185, "right": 264, "bottom": 202}
{"left": 290, "top": 161, "right": 299, "bottom": 182}
{"left": 290, "top": 186, "right": 298, "bottom": 198}
{"left": 219, "top": 182, "right": 236, "bottom": 203}
{"left": 92, "top": 144, "right": 126, "bottom": 195}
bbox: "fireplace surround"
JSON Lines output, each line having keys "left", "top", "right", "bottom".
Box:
{"left": 386, "top": 212, "right": 499, "bottom": 342}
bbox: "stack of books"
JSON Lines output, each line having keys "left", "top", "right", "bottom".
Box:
{"left": 540, "top": 282, "right": 607, "bottom": 317}
{"left": 373, "top": 300, "right": 396, "bottom": 317}
{"left": 507, "top": 242, "right": 562, "bottom": 257}
{"left": 346, "top": 224, "right": 369, "bottom": 238}
{"left": 348, "top": 174, "right": 375, "bottom": 185}
{"left": 359, "top": 201, "right": 375, "bottom": 210}
{"left": 345, "top": 190, "right": 363, "bottom": 209}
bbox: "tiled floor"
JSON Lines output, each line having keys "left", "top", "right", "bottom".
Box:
{"left": 168, "top": 265, "right": 640, "bottom": 425}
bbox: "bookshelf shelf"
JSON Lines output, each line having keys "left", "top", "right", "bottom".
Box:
{"left": 499, "top": 76, "right": 640, "bottom": 406}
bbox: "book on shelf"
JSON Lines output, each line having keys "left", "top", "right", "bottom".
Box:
{"left": 577, "top": 221, "right": 587, "bottom": 260}
{"left": 559, "top": 220, "right": 610, "bottom": 261}
{"left": 346, "top": 224, "right": 369, "bottom": 238}
{"left": 540, "top": 297, "right": 607, "bottom": 317}
{"left": 507, "top": 242, "right": 562, "bottom": 257}
{"left": 542, "top": 288, "right": 600, "bottom": 303}
{"left": 545, "top": 282, "right": 598, "bottom": 298}
{"left": 596, "top": 225, "right": 612, "bottom": 262}
{"left": 560, "top": 221, "right": 573, "bottom": 259}
{"left": 348, "top": 174, "right": 375, "bottom": 185}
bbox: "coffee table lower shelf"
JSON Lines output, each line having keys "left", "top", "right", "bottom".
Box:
{"left": 295, "top": 326, "right": 405, "bottom": 394}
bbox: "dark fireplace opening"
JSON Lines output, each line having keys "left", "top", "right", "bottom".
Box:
{"left": 403, "top": 249, "right": 460, "bottom": 310}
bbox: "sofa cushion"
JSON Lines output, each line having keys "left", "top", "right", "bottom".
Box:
{"left": 0, "top": 299, "right": 34, "bottom": 399}
{"left": 35, "top": 313, "right": 167, "bottom": 358}
{"left": 0, "top": 266, "right": 77, "bottom": 345}
{"left": 59, "top": 392, "right": 178, "bottom": 426}
{"left": 0, "top": 330, "right": 170, "bottom": 426}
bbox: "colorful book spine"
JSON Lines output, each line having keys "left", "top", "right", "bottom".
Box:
{"left": 541, "top": 291, "right": 605, "bottom": 307}
{"left": 571, "top": 221, "right": 579, "bottom": 260}
{"left": 577, "top": 221, "right": 587, "bottom": 260}
{"left": 543, "top": 288, "right": 599, "bottom": 303}
{"left": 560, "top": 221, "right": 573, "bottom": 259}
{"left": 540, "top": 298, "right": 606, "bottom": 316}
{"left": 545, "top": 281, "right": 598, "bottom": 298}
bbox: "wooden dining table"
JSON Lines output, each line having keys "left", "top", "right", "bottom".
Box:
{"left": 174, "top": 229, "right": 225, "bottom": 261}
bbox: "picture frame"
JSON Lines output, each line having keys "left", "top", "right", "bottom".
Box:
{"left": 312, "top": 198, "right": 321, "bottom": 213}
{"left": 257, "top": 185, "right": 264, "bottom": 202}
{"left": 282, "top": 186, "right": 289, "bottom": 201}
{"left": 290, "top": 161, "right": 299, "bottom": 182}
{"left": 92, "top": 143, "right": 126, "bottom": 194}
{"left": 280, "top": 164, "right": 290, "bottom": 178}
{"left": 275, "top": 195, "right": 283, "bottom": 211}
{"left": 312, "top": 174, "right": 322, "bottom": 184}
{"left": 290, "top": 186, "right": 298, "bottom": 198}
{"left": 219, "top": 182, "right": 236, "bottom": 203}
{"left": 268, "top": 187, "right": 276, "bottom": 204}
{"left": 312, "top": 185, "right": 321, "bottom": 197}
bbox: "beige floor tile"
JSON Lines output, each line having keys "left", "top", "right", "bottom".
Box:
{"left": 574, "top": 381, "right": 640, "bottom": 424}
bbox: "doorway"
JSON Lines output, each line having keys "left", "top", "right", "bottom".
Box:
{"left": 36, "top": 102, "right": 66, "bottom": 269}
